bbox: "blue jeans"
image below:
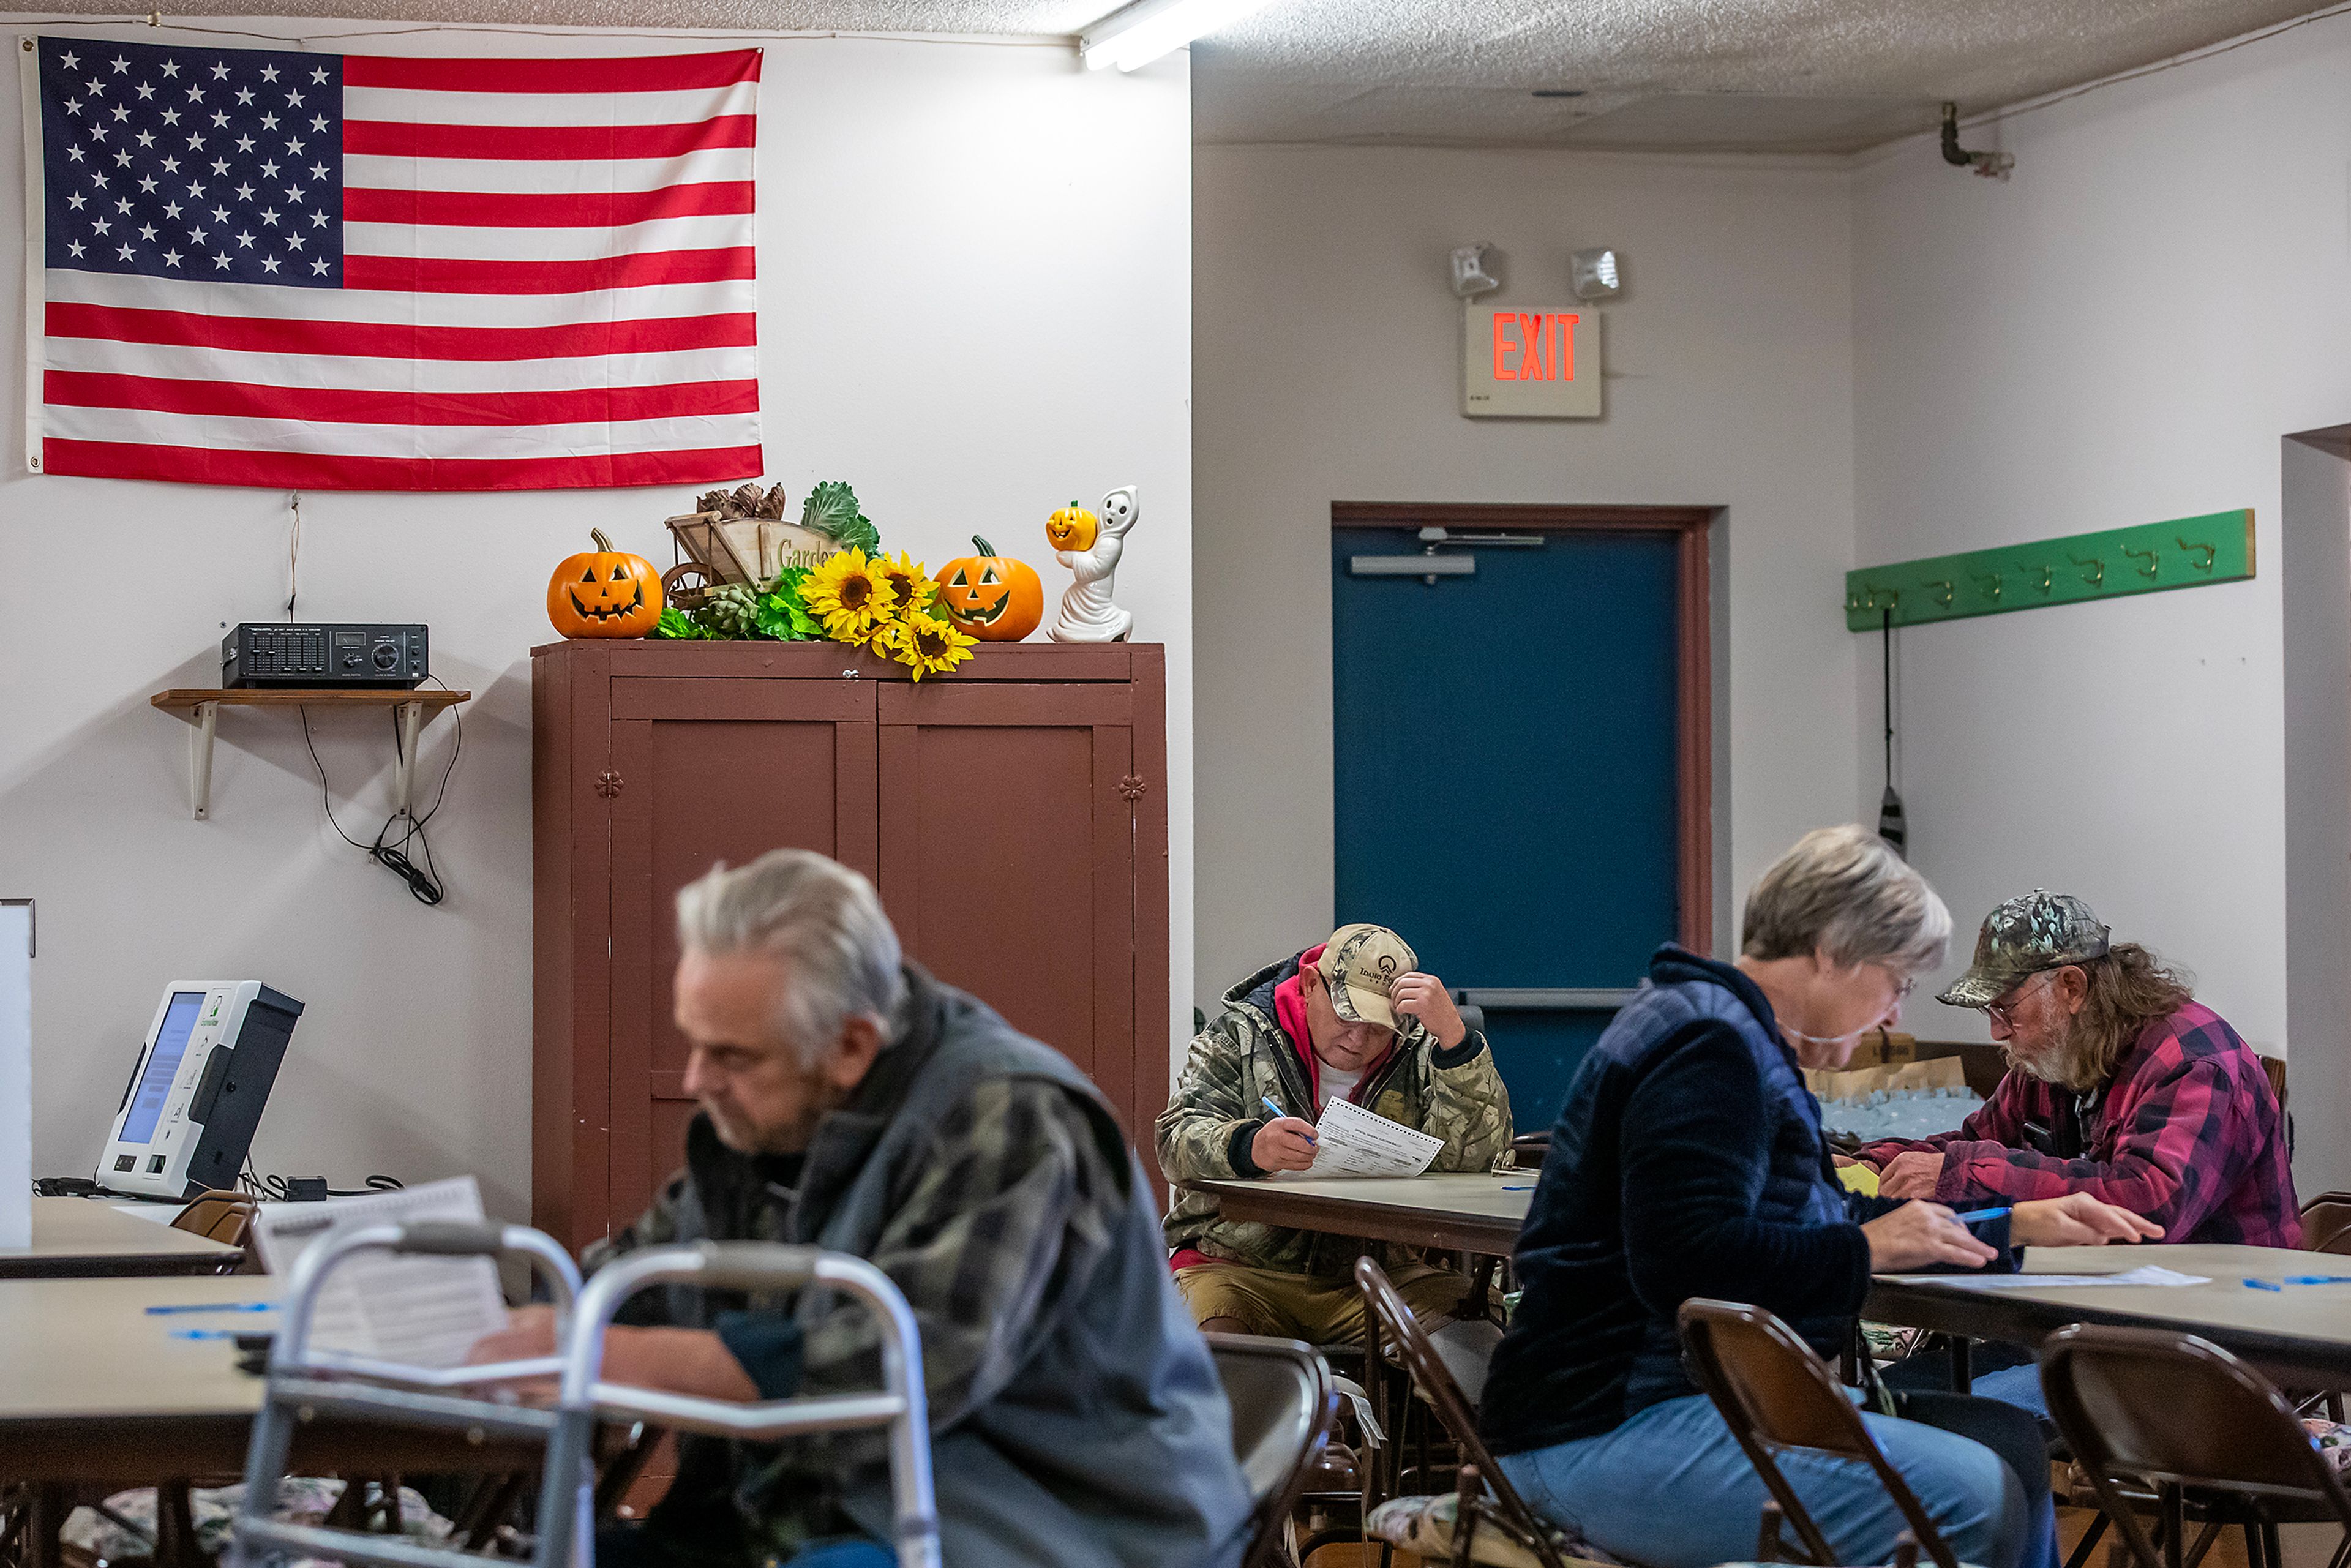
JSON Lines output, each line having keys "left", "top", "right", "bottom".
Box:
{"left": 1969, "top": 1360, "right": 2051, "bottom": 1420}
{"left": 1495, "top": 1392, "right": 2058, "bottom": 1568}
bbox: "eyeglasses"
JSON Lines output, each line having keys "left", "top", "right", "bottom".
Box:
{"left": 1986, "top": 970, "right": 2057, "bottom": 1027}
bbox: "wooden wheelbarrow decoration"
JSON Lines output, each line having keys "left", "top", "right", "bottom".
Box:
{"left": 662, "top": 483, "right": 836, "bottom": 607}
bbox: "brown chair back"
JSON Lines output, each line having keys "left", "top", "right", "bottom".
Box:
{"left": 1355, "top": 1256, "right": 1571, "bottom": 1568}
{"left": 1677, "top": 1299, "right": 1962, "bottom": 1568}
{"left": 1205, "top": 1332, "right": 1337, "bottom": 1568}
{"left": 2039, "top": 1324, "right": 2351, "bottom": 1542}
{"left": 2302, "top": 1193, "right": 2351, "bottom": 1258}
{"left": 172, "top": 1188, "right": 258, "bottom": 1255}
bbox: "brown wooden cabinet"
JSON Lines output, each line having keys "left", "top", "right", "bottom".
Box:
{"left": 531, "top": 639, "right": 1169, "bottom": 1250}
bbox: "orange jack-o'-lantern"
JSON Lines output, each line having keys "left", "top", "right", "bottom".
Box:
{"left": 548, "top": 528, "right": 662, "bottom": 638}
{"left": 933, "top": 536, "right": 1043, "bottom": 642}
{"left": 1046, "top": 500, "right": 1099, "bottom": 553}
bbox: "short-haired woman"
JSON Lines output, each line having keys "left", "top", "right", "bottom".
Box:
{"left": 1479, "top": 827, "right": 2155, "bottom": 1568}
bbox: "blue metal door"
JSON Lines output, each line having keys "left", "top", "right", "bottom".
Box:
{"left": 1332, "top": 523, "right": 1685, "bottom": 1130}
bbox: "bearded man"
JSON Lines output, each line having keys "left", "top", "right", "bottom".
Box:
{"left": 1855, "top": 890, "right": 2298, "bottom": 1248}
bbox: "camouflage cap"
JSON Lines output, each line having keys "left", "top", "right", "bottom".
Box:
{"left": 1316, "top": 923, "right": 1417, "bottom": 1031}
{"left": 1936, "top": 890, "right": 2112, "bottom": 1008}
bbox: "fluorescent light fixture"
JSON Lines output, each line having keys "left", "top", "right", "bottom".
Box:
{"left": 1081, "top": 0, "right": 1276, "bottom": 72}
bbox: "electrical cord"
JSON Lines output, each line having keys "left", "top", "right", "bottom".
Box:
{"left": 298, "top": 675, "right": 462, "bottom": 906}
{"left": 242, "top": 1157, "right": 403, "bottom": 1200}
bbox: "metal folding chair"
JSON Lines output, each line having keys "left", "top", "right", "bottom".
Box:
{"left": 230, "top": 1224, "right": 941, "bottom": 1568}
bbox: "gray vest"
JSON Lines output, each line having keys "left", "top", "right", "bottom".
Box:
{"left": 681, "top": 970, "right": 1251, "bottom": 1568}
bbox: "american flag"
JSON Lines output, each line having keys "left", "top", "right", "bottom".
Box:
{"left": 28, "top": 37, "right": 763, "bottom": 490}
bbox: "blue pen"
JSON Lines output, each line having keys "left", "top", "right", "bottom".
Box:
{"left": 1953, "top": 1207, "right": 2010, "bottom": 1225}
{"left": 1261, "top": 1095, "right": 1315, "bottom": 1144}
{"left": 168, "top": 1327, "right": 258, "bottom": 1340}
{"left": 2284, "top": 1275, "right": 2351, "bottom": 1286}
{"left": 2245, "top": 1278, "right": 2284, "bottom": 1291}
{"left": 146, "top": 1301, "right": 274, "bottom": 1316}
{"left": 1501, "top": 1185, "right": 1534, "bottom": 1191}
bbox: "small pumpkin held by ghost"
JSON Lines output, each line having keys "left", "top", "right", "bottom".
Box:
{"left": 933, "top": 536, "right": 1043, "bottom": 642}
{"left": 1045, "top": 500, "right": 1098, "bottom": 553}
{"left": 549, "top": 528, "right": 663, "bottom": 638}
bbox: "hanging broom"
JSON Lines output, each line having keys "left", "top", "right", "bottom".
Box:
{"left": 1878, "top": 607, "right": 1907, "bottom": 856}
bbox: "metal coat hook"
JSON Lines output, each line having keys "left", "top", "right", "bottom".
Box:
{"left": 2179, "top": 536, "right": 2217, "bottom": 572}
{"left": 2020, "top": 563, "right": 2054, "bottom": 595}
{"left": 1971, "top": 570, "right": 2003, "bottom": 602}
{"left": 1925, "top": 579, "right": 1955, "bottom": 608}
{"left": 2071, "top": 555, "right": 2104, "bottom": 588}
{"left": 2123, "top": 545, "right": 2158, "bottom": 580}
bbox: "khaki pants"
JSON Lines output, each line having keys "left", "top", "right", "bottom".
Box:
{"left": 1174, "top": 1259, "right": 1468, "bottom": 1343}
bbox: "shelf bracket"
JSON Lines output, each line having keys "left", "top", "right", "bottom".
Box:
{"left": 394, "top": 700, "right": 425, "bottom": 817}
{"left": 189, "top": 700, "right": 218, "bottom": 820}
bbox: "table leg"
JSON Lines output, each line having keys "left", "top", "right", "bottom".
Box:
{"left": 1949, "top": 1335, "right": 1973, "bottom": 1393}
{"left": 24, "top": 1485, "right": 62, "bottom": 1568}
{"left": 155, "top": 1479, "right": 197, "bottom": 1568}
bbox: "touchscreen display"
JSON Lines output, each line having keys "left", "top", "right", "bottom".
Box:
{"left": 121, "top": 991, "right": 204, "bottom": 1146}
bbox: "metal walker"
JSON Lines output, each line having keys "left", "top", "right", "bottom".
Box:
{"left": 230, "top": 1223, "right": 940, "bottom": 1568}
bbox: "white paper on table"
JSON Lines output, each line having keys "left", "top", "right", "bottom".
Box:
{"left": 1882, "top": 1266, "right": 2211, "bottom": 1289}
{"left": 1294, "top": 1096, "right": 1445, "bottom": 1178}
{"left": 250, "top": 1176, "right": 508, "bottom": 1367}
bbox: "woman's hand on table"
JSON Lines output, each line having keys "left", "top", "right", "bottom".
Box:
{"left": 2011, "top": 1193, "right": 2163, "bottom": 1247}
{"left": 1864, "top": 1200, "right": 2001, "bottom": 1272}
{"left": 1251, "top": 1117, "right": 1320, "bottom": 1173}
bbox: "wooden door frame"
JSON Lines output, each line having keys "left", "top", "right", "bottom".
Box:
{"left": 1331, "top": 501, "right": 1716, "bottom": 953}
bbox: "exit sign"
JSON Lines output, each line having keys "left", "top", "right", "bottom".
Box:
{"left": 1463, "top": 305, "right": 1601, "bottom": 419}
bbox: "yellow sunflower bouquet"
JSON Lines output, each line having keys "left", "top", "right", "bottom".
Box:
{"left": 869, "top": 550, "right": 938, "bottom": 620}
{"left": 880, "top": 606, "right": 978, "bottom": 681}
{"left": 799, "top": 548, "right": 899, "bottom": 643}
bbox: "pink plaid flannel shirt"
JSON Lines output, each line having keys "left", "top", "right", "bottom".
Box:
{"left": 1856, "top": 1002, "right": 2301, "bottom": 1247}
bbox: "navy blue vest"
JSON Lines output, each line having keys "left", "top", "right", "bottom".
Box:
{"left": 1481, "top": 946, "right": 1861, "bottom": 1454}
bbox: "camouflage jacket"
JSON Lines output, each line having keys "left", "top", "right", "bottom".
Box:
{"left": 1157, "top": 951, "right": 1513, "bottom": 1277}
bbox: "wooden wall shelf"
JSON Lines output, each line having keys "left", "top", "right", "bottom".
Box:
{"left": 150, "top": 688, "right": 470, "bottom": 820}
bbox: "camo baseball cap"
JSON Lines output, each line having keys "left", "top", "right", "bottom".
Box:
{"left": 1316, "top": 923, "right": 1417, "bottom": 1031}
{"left": 1936, "top": 890, "right": 2112, "bottom": 1008}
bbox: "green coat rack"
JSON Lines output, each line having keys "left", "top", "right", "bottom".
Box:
{"left": 1844, "top": 509, "right": 2255, "bottom": 631}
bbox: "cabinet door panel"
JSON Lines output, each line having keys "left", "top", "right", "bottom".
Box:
{"left": 607, "top": 680, "right": 877, "bottom": 1229}
{"left": 877, "top": 685, "right": 1138, "bottom": 1130}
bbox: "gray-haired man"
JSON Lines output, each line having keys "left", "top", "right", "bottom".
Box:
{"left": 472, "top": 849, "right": 1250, "bottom": 1568}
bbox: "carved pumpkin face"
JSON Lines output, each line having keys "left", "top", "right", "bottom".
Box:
{"left": 1046, "top": 500, "right": 1098, "bottom": 553}
{"left": 548, "top": 528, "right": 663, "bottom": 638}
{"left": 933, "top": 535, "right": 1043, "bottom": 642}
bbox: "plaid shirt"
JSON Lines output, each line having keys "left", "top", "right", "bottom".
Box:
{"left": 590, "top": 1073, "right": 1128, "bottom": 1553}
{"left": 1856, "top": 1002, "right": 2300, "bottom": 1247}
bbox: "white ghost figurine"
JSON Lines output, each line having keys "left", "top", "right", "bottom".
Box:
{"left": 1049, "top": 485, "right": 1139, "bottom": 643}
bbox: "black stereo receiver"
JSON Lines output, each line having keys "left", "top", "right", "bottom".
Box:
{"left": 222, "top": 623, "right": 429, "bottom": 689}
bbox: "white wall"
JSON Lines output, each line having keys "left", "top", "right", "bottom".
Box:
{"left": 0, "top": 23, "right": 1193, "bottom": 1221}
{"left": 1850, "top": 16, "right": 2351, "bottom": 1128}
{"left": 1192, "top": 144, "right": 1861, "bottom": 1015}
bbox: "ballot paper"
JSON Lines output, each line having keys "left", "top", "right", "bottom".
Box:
{"left": 1298, "top": 1097, "right": 1446, "bottom": 1178}
{"left": 249, "top": 1176, "right": 508, "bottom": 1367}
{"left": 1883, "top": 1266, "right": 2211, "bottom": 1289}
